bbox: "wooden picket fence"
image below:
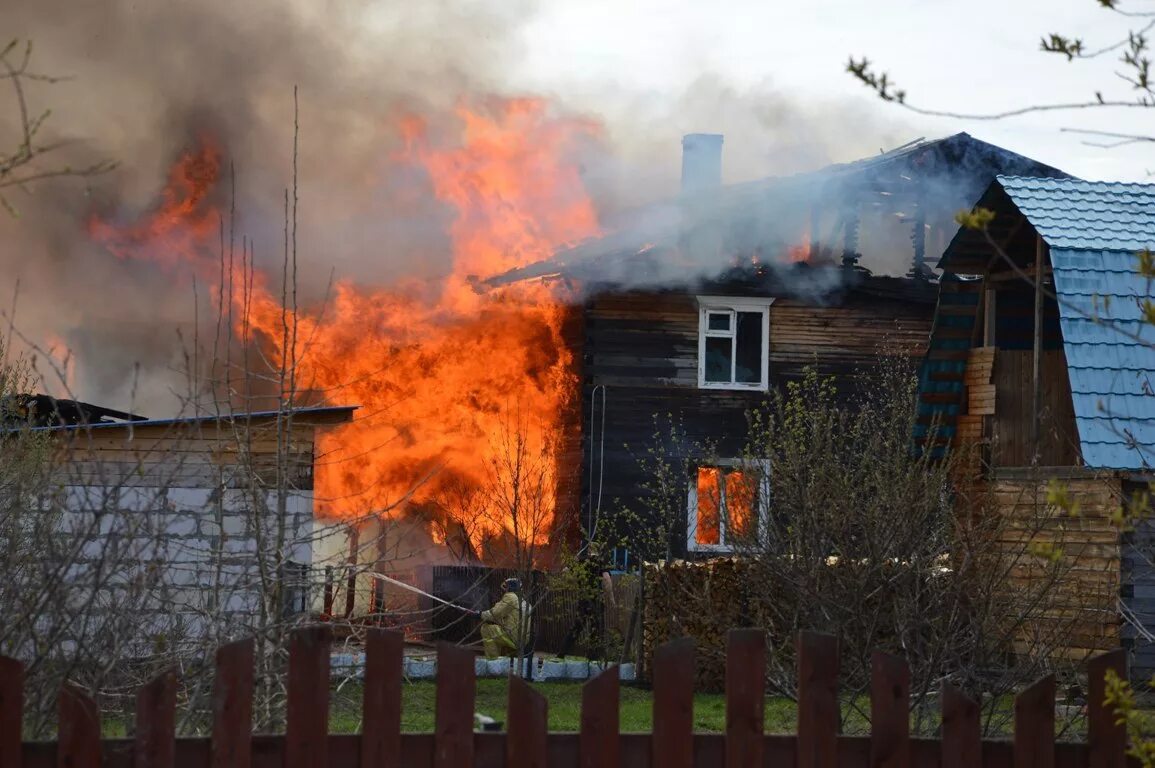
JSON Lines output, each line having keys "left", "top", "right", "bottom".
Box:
{"left": 0, "top": 626, "right": 1132, "bottom": 767}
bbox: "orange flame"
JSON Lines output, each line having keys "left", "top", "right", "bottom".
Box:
{"left": 89, "top": 138, "right": 224, "bottom": 274}
{"left": 88, "top": 99, "right": 601, "bottom": 557}
{"left": 787, "top": 243, "right": 811, "bottom": 264}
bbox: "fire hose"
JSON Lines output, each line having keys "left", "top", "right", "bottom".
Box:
{"left": 370, "top": 571, "right": 478, "bottom": 614}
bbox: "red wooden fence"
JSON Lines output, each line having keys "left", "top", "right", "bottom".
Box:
{"left": 0, "top": 627, "right": 1132, "bottom": 767}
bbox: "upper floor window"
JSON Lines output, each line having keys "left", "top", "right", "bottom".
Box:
{"left": 696, "top": 297, "right": 772, "bottom": 391}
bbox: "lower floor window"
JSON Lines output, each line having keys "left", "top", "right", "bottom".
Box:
{"left": 688, "top": 462, "right": 766, "bottom": 551}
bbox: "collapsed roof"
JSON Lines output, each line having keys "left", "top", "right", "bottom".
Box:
{"left": 0, "top": 394, "right": 146, "bottom": 428}
{"left": 486, "top": 132, "right": 1069, "bottom": 294}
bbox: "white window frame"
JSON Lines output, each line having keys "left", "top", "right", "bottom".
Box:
{"left": 696, "top": 296, "right": 773, "bottom": 392}
{"left": 686, "top": 458, "right": 771, "bottom": 553}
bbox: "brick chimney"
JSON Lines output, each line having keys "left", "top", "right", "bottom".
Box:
{"left": 679, "top": 134, "right": 724, "bottom": 264}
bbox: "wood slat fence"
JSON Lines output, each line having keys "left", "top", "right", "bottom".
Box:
{"left": 0, "top": 626, "right": 1133, "bottom": 767}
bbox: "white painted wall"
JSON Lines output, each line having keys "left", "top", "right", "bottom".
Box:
{"left": 56, "top": 483, "right": 317, "bottom": 652}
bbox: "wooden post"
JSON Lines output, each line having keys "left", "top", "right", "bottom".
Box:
{"left": 580, "top": 666, "right": 620, "bottom": 768}
{"left": 941, "top": 684, "right": 981, "bottom": 768}
{"left": 135, "top": 670, "right": 177, "bottom": 768}
{"left": 982, "top": 279, "right": 992, "bottom": 348}
{"left": 725, "top": 629, "right": 766, "bottom": 768}
{"left": 211, "top": 638, "right": 255, "bottom": 768}
{"left": 286, "top": 627, "right": 332, "bottom": 768}
{"left": 651, "top": 638, "right": 694, "bottom": 768}
{"left": 361, "top": 629, "right": 403, "bottom": 768}
{"left": 1031, "top": 235, "right": 1044, "bottom": 464}
{"left": 911, "top": 195, "right": 927, "bottom": 278}
{"left": 345, "top": 527, "right": 360, "bottom": 618}
{"left": 636, "top": 567, "right": 646, "bottom": 682}
{"left": 0, "top": 657, "right": 24, "bottom": 768}
{"left": 1014, "top": 674, "right": 1055, "bottom": 768}
{"left": 797, "top": 632, "right": 839, "bottom": 768}
{"left": 58, "top": 684, "right": 100, "bottom": 768}
{"left": 373, "top": 523, "right": 389, "bottom": 618}
{"left": 1087, "top": 650, "right": 1127, "bottom": 768}
{"left": 507, "top": 676, "right": 548, "bottom": 768}
{"left": 323, "top": 566, "right": 335, "bottom": 617}
{"left": 870, "top": 652, "right": 910, "bottom": 768}
{"left": 434, "top": 643, "right": 476, "bottom": 768}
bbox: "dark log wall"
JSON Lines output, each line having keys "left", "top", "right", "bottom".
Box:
{"left": 769, "top": 298, "right": 934, "bottom": 375}
{"left": 574, "top": 289, "right": 934, "bottom": 562}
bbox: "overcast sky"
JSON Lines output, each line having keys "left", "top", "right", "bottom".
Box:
{"left": 512, "top": 0, "right": 1155, "bottom": 183}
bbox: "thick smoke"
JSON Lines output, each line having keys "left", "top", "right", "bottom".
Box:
{"left": 576, "top": 74, "right": 910, "bottom": 213}
{"left": 1, "top": 0, "right": 915, "bottom": 414}
{"left": 0, "top": 0, "right": 539, "bottom": 412}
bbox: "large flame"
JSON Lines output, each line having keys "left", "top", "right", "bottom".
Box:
{"left": 88, "top": 98, "right": 600, "bottom": 557}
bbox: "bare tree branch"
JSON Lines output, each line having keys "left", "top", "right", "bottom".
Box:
{"left": 0, "top": 39, "right": 116, "bottom": 215}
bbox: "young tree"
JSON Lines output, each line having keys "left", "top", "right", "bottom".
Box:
{"left": 643, "top": 364, "right": 1098, "bottom": 734}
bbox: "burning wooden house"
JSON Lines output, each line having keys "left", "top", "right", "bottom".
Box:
{"left": 917, "top": 175, "right": 1155, "bottom": 679}
{"left": 6, "top": 397, "right": 356, "bottom": 649}
{"left": 491, "top": 133, "right": 1068, "bottom": 563}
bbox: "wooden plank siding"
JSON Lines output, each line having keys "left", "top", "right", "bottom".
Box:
{"left": 575, "top": 287, "right": 934, "bottom": 560}
{"left": 986, "top": 473, "right": 1123, "bottom": 660}
{"left": 49, "top": 422, "right": 321, "bottom": 490}
{"left": 992, "top": 350, "right": 1081, "bottom": 467}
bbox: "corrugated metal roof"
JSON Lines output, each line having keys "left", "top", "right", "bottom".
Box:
{"left": 996, "top": 175, "right": 1155, "bottom": 470}
{"left": 488, "top": 135, "right": 1067, "bottom": 289}
{"left": 27, "top": 404, "right": 358, "bottom": 433}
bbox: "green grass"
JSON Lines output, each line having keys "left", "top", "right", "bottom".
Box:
{"left": 98, "top": 679, "right": 1081, "bottom": 738}
{"left": 331, "top": 680, "right": 809, "bottom": 733}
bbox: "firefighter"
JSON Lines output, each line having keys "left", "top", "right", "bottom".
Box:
{"left": 477, "top": 578, "right": 531, "bottom": 659}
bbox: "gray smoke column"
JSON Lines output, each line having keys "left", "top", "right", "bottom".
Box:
{"left": 0, "top": 0, "right": 917, "bottom": 414}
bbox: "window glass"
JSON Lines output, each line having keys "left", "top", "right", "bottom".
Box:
{"left": 704, "top": 337, "right": 732, "bottom": 383}
{"left": 708, "top": 311, "right": 732, "bottom": 332}
{"left": 698, "top": 301, "right": 769, "bottom": 390}
{"left": 695, "top": 467, "right": 721, "bottom": 545}
{"left": 725, "top": 470, "right": 756, "bottom": 540}
{"left": 734, "top": 312, "right": 763, "bottom": 384}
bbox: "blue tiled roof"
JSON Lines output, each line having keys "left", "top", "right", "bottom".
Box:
{"left": 999, "top": 176, "right": 1155, "bottom": 251}
{"left": 997, "top": 176, "right": 1155, "bottom": 470}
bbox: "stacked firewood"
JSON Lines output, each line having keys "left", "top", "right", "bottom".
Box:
{"left": 642, "top": 558, "right": 758, "bottom": 691}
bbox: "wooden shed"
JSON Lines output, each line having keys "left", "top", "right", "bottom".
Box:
{"left": 918, "top": 175, "right": 1155, "bottom": 678}
{"left": 28, "top": 402, "right": 356, "bottom": 645}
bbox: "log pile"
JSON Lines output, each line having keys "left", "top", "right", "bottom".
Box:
{"left": 642, "top": 558, "right": 757, "bottom": 691}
